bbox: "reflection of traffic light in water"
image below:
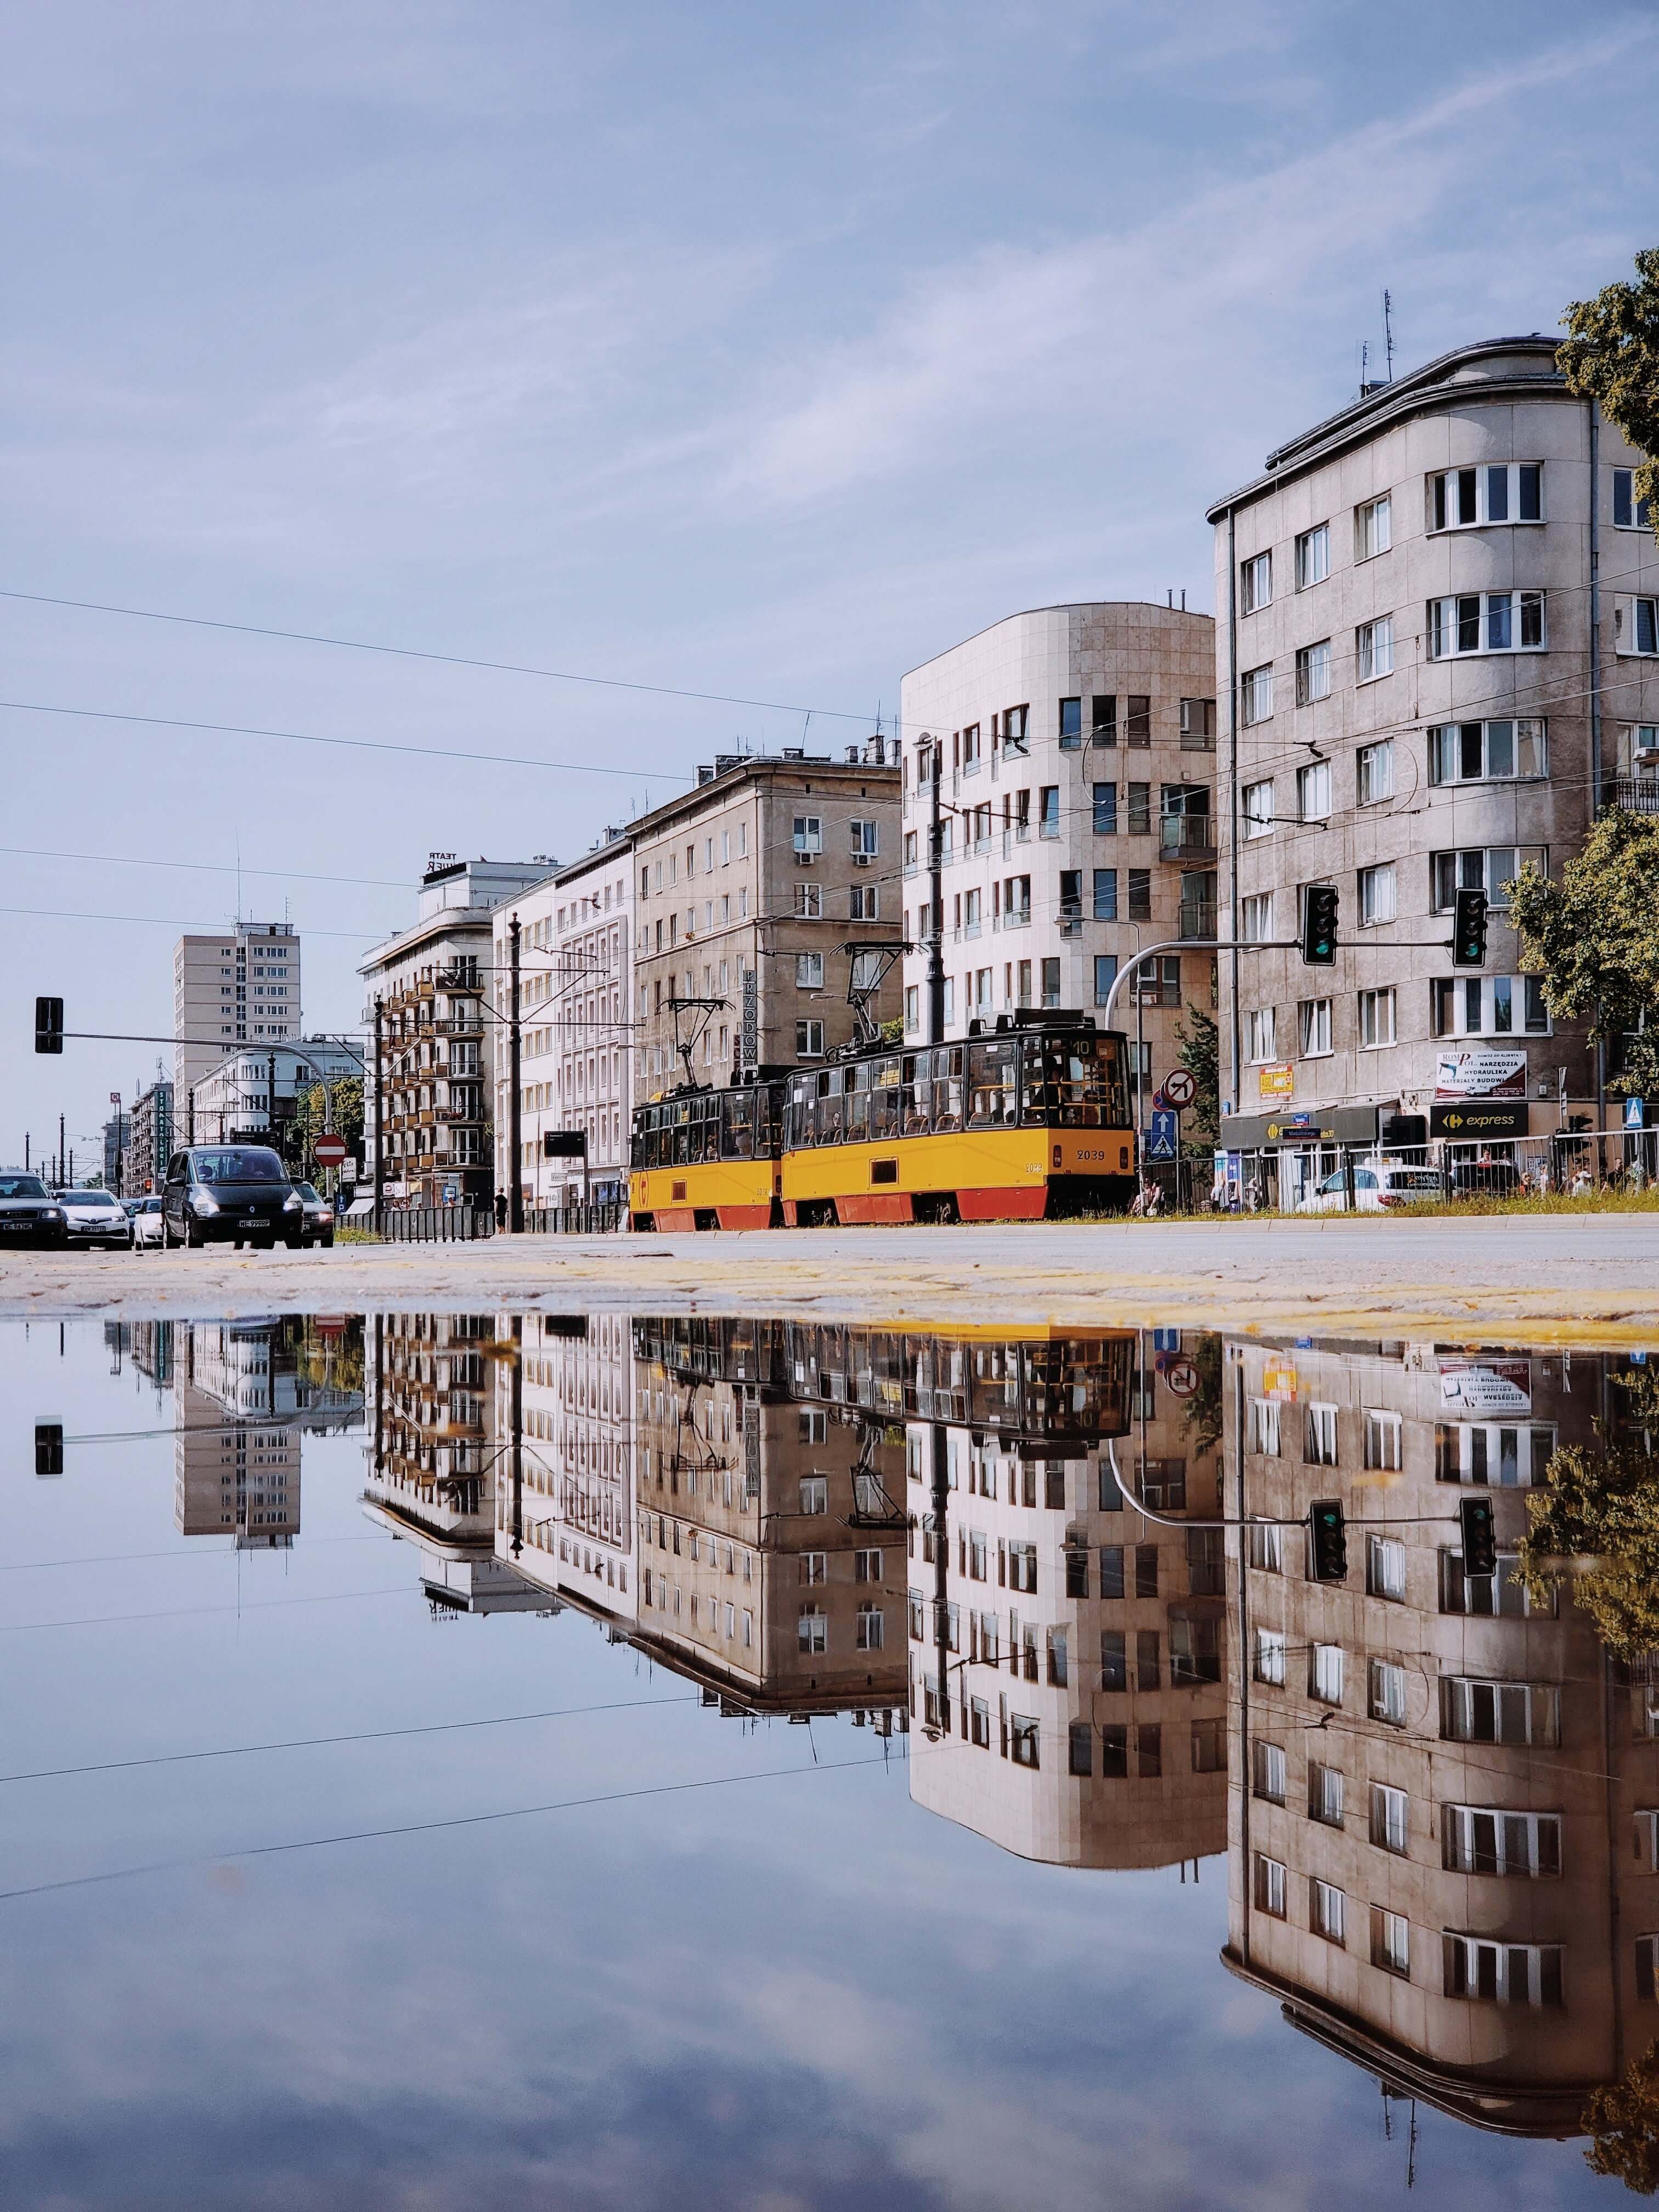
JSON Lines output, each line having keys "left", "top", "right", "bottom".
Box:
{"left": 1308, "top": 1497, "right": 1347, "bottom": 1582}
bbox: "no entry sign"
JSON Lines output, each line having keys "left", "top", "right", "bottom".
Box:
{"left": 313, "top": 1133, "right": 348, "bottom": 1166}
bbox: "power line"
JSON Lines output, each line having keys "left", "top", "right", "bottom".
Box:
{"left": 0, "top": 903, "right": 385, "bottom": 939}
{"left": 0, "top": 1691, "right": 697, "bottom": 1786}
{"left": 0, "top": 845, "right": 411, "bottom": 891}
{"left": 0, "top": 1584, "right": 410, "bottom": 1633}
{"left": 0, "top": 696, "right": 693, "bottom": 784}
{"left": 0, "top": 1751, "right": 895, "bottom": 1904}
{"left": 0, "top": 585, "right": 877, "bottom": 724}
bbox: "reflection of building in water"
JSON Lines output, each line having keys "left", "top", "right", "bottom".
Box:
{"left": 364, "top": 1312, "right": 542, "bottom": 1613}
{"left": 499, "top": 1313, "right": 638, "bottom": 1622}
{"left": 1223, "top": 1339, "right": 1657, "bottom": 2136}
{"left": 128, "top": 1320, "right": 176, "bottom": 1392}
{"left": 905, "top": 1329, "right": 1229, "bottom": 1870}
{"left": 172, "top": 1317, "right": 364, "bottom": 1547}
{"left": 617, "top": 1319, "right": 907, "bottom": 1713}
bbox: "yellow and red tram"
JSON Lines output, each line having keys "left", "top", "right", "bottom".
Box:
{"left": 629, "top": 1015, "right": 1136, "bottom": 1231}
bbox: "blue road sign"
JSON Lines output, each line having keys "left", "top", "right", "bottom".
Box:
{"left": 1626, "top": 1097, "right": 1646, "bottom": 1130}
{"left": 1146, "top": 1110, "right": 1179, "bottom": 1162}
{"left": 1152, "top": 1328, "right": 1181, "bottom": 1353}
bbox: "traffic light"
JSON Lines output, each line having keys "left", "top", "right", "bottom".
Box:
{"left": 1452, "top": 887, "right": 1488, "bottom": 968}
{"left": 1301, "top": 884, "right": 1339, "bottom": 966}
{"left": 34, "top": 996, "right": 63, "bottom": 1054}
{"left": 1308, "top": 1498, "right": 1348, "bottom": 1582}
{"left": 35, "top": 1423, "right": 64, "bottom": 1477}
{"left": 1459, "top": 1494, "right": 1497, "bottom": 1579}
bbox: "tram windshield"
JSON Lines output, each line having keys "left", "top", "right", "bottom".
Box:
{"left": 1019, "top": 1034, "right": 1128, "bottom": 1128}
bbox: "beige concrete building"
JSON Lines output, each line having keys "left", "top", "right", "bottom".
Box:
{"left": 173, "top": 921, "right": 300, "bottom": 1108}
{"left": 898, "top": 605, "right": 1217, "bottom": 1107}
{"left": 172, "top": 1317, "right": 362, "bottom": 1548}
{"left": 490, "top": 833, "right": 634, "bottom": 1214}
{"left": 1209, "top": 337, "right": 1659, "bottom": 1166}
{"left": 630, "top": 746, "right": 901, "bottom": 1099}
{"left": 904, "top": 1327, "right": 1228, "bottom": 1869}
{"left": 361, "top": 856, "right": 548, "bottom": 1209}
{"left": 1222, "top": 1333, "right": 1657, "bottom": 2134}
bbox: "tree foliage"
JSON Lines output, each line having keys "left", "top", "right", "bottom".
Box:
{"left": 1559, "top": 249, "right": 1659, "bottom": 551}
{"left": 1519, "top": 1430, "right": 1659, "bottom": 1662}
{"left": 1176, "top": 1007, "right": 1220, "bottom": 1146}
{"left": 1509, "top": 812, "right": 1659, "bottom": 1097}
{"left": 1586, "top": 2038, "right": 1659, "bottom": 2193}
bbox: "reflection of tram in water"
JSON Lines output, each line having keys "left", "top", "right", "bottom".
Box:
{"left": 628, "top": 1013, "right": 1136, "bottom": 1231}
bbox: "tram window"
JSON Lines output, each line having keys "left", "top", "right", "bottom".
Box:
{"left": 846, "top": 1066, "right": 870, "bottom": 1140}
{"left": 935, "top": 1046, "right": 964, "bottom": 1132}
{"left": 900, "top": 1053, "right": 929, "bottom": 1135}
{"left": 721, "top": 1090, "right": 754, "bottom": 1159}
{"left": 967, "top": 1039, "right": 1018, "bottom": 1127}
{"left": 870, "top": 1058, "right": 901, "bottom": 1139}
{"left": 1019, "top": 1034, "right": 1127, "bottom": 1128}
{"left": 822, "top": 1068, "right": 846, "bottom": 1144}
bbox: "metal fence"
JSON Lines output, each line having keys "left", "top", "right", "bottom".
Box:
{"left": 1210, "top": 1128, "right": 1658, "bottom": 1215}
{"left": 523, "top": 1201, "right": 624, "bottom": 1236}
{"left": 377, "top": 1206, "right": 496, "bottom": 1242}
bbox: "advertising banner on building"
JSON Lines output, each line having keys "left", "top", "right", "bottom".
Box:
{"left": 1438, "top": 1358, "right": 1532, "bottom": 1414}
{"left": 1435, "top": 1049, "right": 1527, "bottom": 1100}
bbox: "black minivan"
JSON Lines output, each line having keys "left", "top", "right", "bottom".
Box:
{"left": 161, "top": 1147, "right": 303, "bottom": 1249}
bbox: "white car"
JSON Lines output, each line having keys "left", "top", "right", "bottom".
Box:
{"left": 53, "top": 1187, "right": 133, "bottom": 1248}
{"left": 131, "top": 1194, "right": 167, "bottom": 1248}
{"left": 1296, "top": 1161, "right": 1444, "bottom": 1213}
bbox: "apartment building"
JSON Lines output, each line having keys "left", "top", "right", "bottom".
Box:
{"left": 173, "top": 921, "right": 300, "bottom": 1103}
{"left": 1209, "top": 337, "right": 1659, "bottom": 1163}
{"left": 171, "top": 1318, "right": 363, "bottom": 1547}
{"left": 630, "top": 746, "right": 901, "bottom": 1099}
{"left": 1223, "top": 1334, "right": 1655, "bottom": 2133}
{"left": 905, "top": 1327, "right": 1228, "bottom": 1869}
{"left": 491, "top": 1310, "right": 639, "bottom": 1619}
{"left": 127, "top": 1078, "right": 173, "bottom": 1194}
{"left": 187, "top": 1038, "right": 362, "bottom": 1149}
{"left": 489, "top": 832, "right": 634, "bottom": 1214}
{"left": 360, "top": 855, "right": 548, "bottom": 1209}
{"left": 898, "top": 604, "right": 1217, "bottom": 1104}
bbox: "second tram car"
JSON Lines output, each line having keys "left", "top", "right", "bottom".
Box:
{"left": 629, "top": 1015, "right": 1135, "bottom": 1229}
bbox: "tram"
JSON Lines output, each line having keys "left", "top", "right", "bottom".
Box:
{"left": 628, "top": 1013, "right": 1136, "bottom": 1231}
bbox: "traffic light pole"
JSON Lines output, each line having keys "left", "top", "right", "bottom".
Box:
{"left": 1101, "top": 932, "right": 1479, "bottom": 1045}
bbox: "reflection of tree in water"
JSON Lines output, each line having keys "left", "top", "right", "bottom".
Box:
{"left": 1179, "top": 1333, "right": 1223, "bottom": 1458}
{"left": 1520, "top": 1368, "right": 1659, "bottom": 1663}
{"left": 1587, "top": 2040, "right": 1659, "bottom": 2194}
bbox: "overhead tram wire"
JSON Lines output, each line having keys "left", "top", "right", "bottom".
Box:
{"left": 0, "top": 585, "right": 880, "bottom": 725}
{"left": 0, "top": 904, "right": 387, "bottom": 939}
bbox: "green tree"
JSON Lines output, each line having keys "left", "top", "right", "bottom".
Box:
{"left": 1509, "top": 813, "right": 1659, "bottom": 1097}
{"left": 1175, "top": 1007, "right": 1220, "bottom": 1146}
{"left": 294, "top": 1076, "right": 364, "bottom": 1158}
{"left": 1586, "top": 2039, "right": 1659, "bottom": 2193}
{"left": 1559, "top": 250, "right": 1659, "bottom": 552}
{"left": 1180, "top": 1333, "right": 1224, "bottom": 1458}
{"left": 1519, "top": 1430, "right": 1659, "bottom": 1662}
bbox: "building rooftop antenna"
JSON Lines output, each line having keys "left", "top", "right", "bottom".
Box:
{"left": 1383, "top": 289, "right": 1396, "bottom": 382}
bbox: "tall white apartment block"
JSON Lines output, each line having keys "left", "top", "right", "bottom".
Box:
{"left": 898, "top": 604, "right": 1217, "bottom": 1103}
{"left": 1209, "top": 336, "right": 1659, "bottom": 1164}
{"left": 173, "top": 921, "right": 300, "bottom": 1104}
{"left": 492, "top": 832, "right": 634, "bottom": 1213}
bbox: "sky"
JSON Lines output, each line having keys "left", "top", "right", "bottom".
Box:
{"left": 4, "top": 0, "right": 1657, "bottom": 1161}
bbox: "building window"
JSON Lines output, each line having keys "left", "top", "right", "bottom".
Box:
{"left": 1367, "top": 1534, "right": 1408, "bottom": 1606}
{"left": 1428, "top": 718, "right": 1546, "bottom": 785}
{"left": 1369, "top": 1659, "right": 1408, "bottom": 1726}
{"left": 1618, "top": 597, "right": 1659, "bottom": 656}
{"left": 1431, "top": 848, "right": 1545, "bottom": 912}
{"left": 1295, "top": 523, "right": 1330, "bottom": 590}
{"left": 1124, "top": 695, "right": 1150, "bottom": 747}
{"left": 1254, "top": 1854, "right": 1288, "bottom": 1918}
{"left": 1127, "top": 870, "right": 1152, "bottom": 923}
{"left": 1442, "top": 1677, "right": 1560, "bottom": 1747}
{"left": 1309, "top": 1762, "right": 1345, "bottom": 1826}
{"left": 855, "top": 1604, "right": 884, "bottom": 1650}
{"left": 1180, "top": 697, "right": 1216, "bottom": 749}
{"left": 1041, "top": 957, "right": 1060, "bottom": 1008}
{"left": 1092, "top": 782, "right": 1118, "bottom": 835}
{"left": 1240, "top": 666, "right": 1273, "bottom": 725}
{"left": 1091, "top": 867, "right": 1119, "bottom": 922}
{"left": 793, "top": 815, "right": 822, "bottom": 855}
{"left": 1435, "top": 1418, "right": 1557, "bottom": 1490}
{"left": 1430, "top": 462, "right": 1543, "bottom": 532}
{"left": 795, "top": 1020, "right": 825, "bottom": 1059}
{"left": 1305, "top": 1402, "right": 1338, "bottom": 1465}
{"left": 1039, "top": 786, "right": 1060, "bottom": 839}
{"left": 795, "top": 951, "right": 825, "bottom": 990}
{"left": 1370, "top": 1782, "right": 1409, "bottom": 1855}
{"left": 1356, "top": 615, "right": 1394, "bottom": 682}
{"left": 1443, "top": 1804, "right": 1561, "bottom": 1878}
{"left": 850, "top": 819, "right": 879, "bottom": 859}
{"left": 1058, "top": 697, "right": 1082, "bottom": 747}
{"left": 903, "top": 985, "right": 919, "bottom": 1033}
{"left": 1009, "top": 1713, "right": 1040, "bottom": 1767}
{"left": 1254, "top": 1628, "right": 1286, "bottom": 1686}
{"left": 1248, "top": 1516, "right": 1283, "bottom": 1570}
{"left": 1427, "top": 591, "right": 1545, "bottom": 658}
{"left": 1372, "top": 1908, "right": 1411, "bottom": 1978}
{"left": 1245, "top": 1007, "right": 1277, "bottom": 1064}
{"left": 1614, "top": 467, "right": 1654, "bottom": 531}
{"left": 1093, "top": 954, "right": 1118, "bottom": 1007}
{"left": 1358, "top": 862, "right": 1396, "bottom": 926}
{"left": 1191, "top": 1718, "right": 1226, "bottom": 1774}
{"left": 1355, "top": 494, "right": 1392, "bottom": 561}
{"left": 794, "top": 877, "right": 822, "bottom": 917}
{"left": 1311, "top": 1880, "right": 1346, "bottom": 1946}
{"left": 798, "top": 1606, "right": 827, "bottom": 1654}
{"left": 1444, "top": 1935, "right": 1562, "bottom": 2007}
{"left": 1240, "top": 891, "right": 1273, "bottom": 943}
{"left": 1242, "top": 780, "right": 1274, "bottom": 838}
{"left": 1297, "top": 760, "right": 1331, "bottom": 821}
{"left": 1310, "top": 1643, "right": 1345, "bottom": 1706}
{"left": 1127, "top": 782, "right": 1150, "bottom": 834}
{"left": 1299, "top": 998, "right": 1332, "bottom": 1057}
{"left": 1240, "top": 550, "right": 1272, "bottom": 613}
{"left": 1430, "top": 974, "right": 1549, "bottom": 1039}
{"left": 850, "top": 884, "right": 879, "bottom": 921}
{"left": 1358, "top": 988, "right": 1396, "bottom": 1048}
{"left": 1295, "top": 640, "right": 1333, "bottom": 706}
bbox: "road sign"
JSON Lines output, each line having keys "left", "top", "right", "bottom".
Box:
{"left": 313, "top": 1133, "right": 348, "bottom": 1166}
{"left": 1152, "top": 1327, "right": 1181, "bottom": 1353}
{"left": 1626, "top": 1097, "right": 1647, "bottom": 1130}
{"left": 1146, "top": 1110, "right": 1179, "bottom": 1162}
{"left": 1164, "top": 1357, "right": 1199, "bottom": 1399}
{"left": 1163, "top": 1068, "right": 1198, "bottom": 1110}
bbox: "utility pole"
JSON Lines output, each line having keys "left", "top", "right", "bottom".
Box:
{"left": 59, "top": 1112, "right": 65, "bottom": 1188}
{"left": 187, "top": 1087, "right": 196, "bottom": 1144}
{"left": 371, "top": 995, "right": 385, "bottom": 1227}
{"left": 267, "top": 1053, "right": 278, "bottom": 1158}
{"left": 931, "top": 1418, "right": 951, "bottom": 1735}
{"left": 924, "top": 737, "right": 945, "bottom": 1046}
{"left": 508, "top": 913, "right": 524, "bottom": 1233}
{"left": 24, "top": 1134, "right": 29, "bottom": 1172}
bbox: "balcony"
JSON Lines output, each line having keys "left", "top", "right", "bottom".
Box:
{"left": 1607, "top": 777, "right": 1659, "bottom": 815}
{"left": 1159, "top": 814, "right": 1217, "bottom": 862}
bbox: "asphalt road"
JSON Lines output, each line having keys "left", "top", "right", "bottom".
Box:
{"left": 2, "top": 1215, "right": 1656, "bottom": 1341}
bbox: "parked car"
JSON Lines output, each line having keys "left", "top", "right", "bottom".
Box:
{"left": 1296, "top": 1161, "right": 1445, "bottom": 1212}
{"left": 160, "top": 1146, "right": 302, "bottom": 1249}
{"left": 131, "top": 1194, "right": 167, "bottom": 1248}
{"left": 291, "top": 1182, "right": 335, "bottom": 1249}
{"left": 0, "top": 1172, "right": 67, "bottom": 1249}
{"left": 54, "top": 1187, "right": 134, "bottom": 1248}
